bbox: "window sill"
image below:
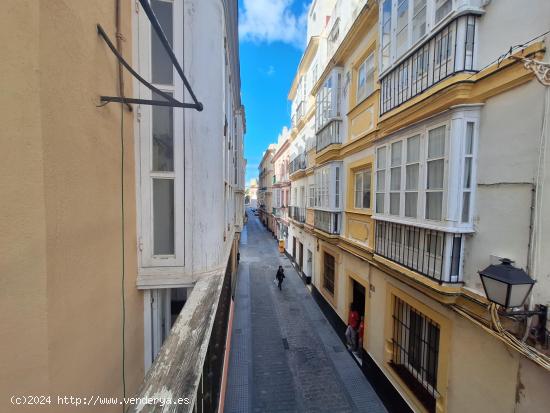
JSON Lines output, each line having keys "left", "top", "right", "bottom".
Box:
{"left": 372, "top": 214, "right": 475, "bottom": 234}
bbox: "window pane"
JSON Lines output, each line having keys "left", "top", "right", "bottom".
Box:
{"left": 151, "top": 0, "right": 173, "bottom": 85}
{"left": 462, "top": 192, "right": 470, "bottom": 223}
{"left": 355, "top": 173, "right": 362, "bottom": 192}
{"left": 412, "top": 0, "right": 426, "bottom": 42}
{"left": 426, "top": 192, "right": 443, "bottom": 220}
{"left": 463, "top": 157, "right": 472, "bottom": 189}
{"left": 390, "top": 193, "right": 400, "bottom": 215}
{"left": 152, "top": 91, "right": 174, "bottom": 171}
{"left": 391, "top": 141, "right": 402, "bottom": 166}
{"left": 465, "top": 122, "right": 474, "bottom": 154}
{"left": 153, "top": 179, "right": 175, "bottom": 255}
{"left": 405, "top": 192, "right": 418, "bottom": 217}
{"left": 363, "top": 189, "right": 371, "bottom": 209}
{"left": 377, "top": 170, "right": 386, "bottom": 191}
{"left": 363, "top": 170, "right": 372, "bottom": 192}
{"left": 397, "top": 0, "right": 409, "bottom": 31}
{"left": 428, "top": 126, "right": 446, "bottom": 158}
{"left": 355, "top": 191, "right": 362, "bottom": 209}
{"left": 406, "top": 164, "right": 419, "bottom": 190}
{"left": 391, "top": 167, "right": 402, "bottom": 190}
{"left": 427, "top": 159, "right": 444, "bottom": 189}
{"left": 435, "top": 0, "right": 452, "bottom": 24}
{"left": 407, "top": 135, "right": 420, "bottom": 162}
{"left": 377, "top": 147, "right": 387, "bottom": 169}
{"left": 376, "top": 193, "right": 385, "bottom": 213}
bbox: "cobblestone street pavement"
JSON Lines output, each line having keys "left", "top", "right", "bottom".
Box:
{"left": 224, "top": 211, "right": 387, "bottom": 413}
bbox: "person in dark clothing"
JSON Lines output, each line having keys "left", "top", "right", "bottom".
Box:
{"left": 276, "top": 265, "right": 285, "bottom": 290}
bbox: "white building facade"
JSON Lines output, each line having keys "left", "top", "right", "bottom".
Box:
{"left": 132, "top": 0, "right": 245, "bottom": 368}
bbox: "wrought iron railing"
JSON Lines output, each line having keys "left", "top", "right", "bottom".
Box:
{"left": 374, "top": 220, "right": 464, "bottom": 283}
{"left": 314, "top": 210, "right": 340, "bottom": 234}
{"left": 289, "top": 152, "right": 307, "bottom": 174}
{"left": 316, "top": 119, "right": 342, "bottom": 152}
{"left": 380, "top": 14, "right": 478, "bottom": 115}
{"left": 289, "top": 206, "right": 306, "bottom": 223}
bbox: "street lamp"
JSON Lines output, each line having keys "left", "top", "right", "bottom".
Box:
{"left": 479, "top": 258, "right": 535, "bottom": 309}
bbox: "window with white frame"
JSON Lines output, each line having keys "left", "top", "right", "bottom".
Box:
{"left": 376, "top": 147, "right": 387, "bottom": 214}
{"left": 315, "top": 69, "right": 342, "bottom": 132}
{"left": 405, "top": 135, "right": 420, "bottom": 217}
{"left": 379, "top": 0, "right": 477, "bottom": 73}
{"left": 137, "top": 0, "right": 185, "bottom": 267}
{"left": 412, "top": 0, "right": 427, "bottom": 43}
{"left": 374, "top": 111, "right": 478, "bottom": 230}
{"left": 357, "top": 53, "right": 375, "bottom": 102}
{"left": 314, "top": 163, "right": 342, "bottom": 210}
{"left": 396, "top": 0, "right": 409, "bottom": 58}
{"left": 309, "top": 184, "right": 315, "bottom": 207}
{"left": 461, "top": 122, "right": 474, "bottom": 223}
{"left": 425, "top": 126, "right": 445, "bottom": 220}
{"left": 381, "top": 0, "right": 392, "bottom": 70}
{"left": 354, "top": 168, "right": 372, "bottom": 209}
{"left": 390, "top": 141, "right": 403, "bottom": 215}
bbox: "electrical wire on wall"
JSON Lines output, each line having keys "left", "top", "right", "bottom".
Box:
{"left": 115, "top": 0, "right": 127, "bottom": 409}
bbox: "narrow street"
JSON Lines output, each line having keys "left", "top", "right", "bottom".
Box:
{"left": 224, "top": 210, "right": 387, "bottom": 413}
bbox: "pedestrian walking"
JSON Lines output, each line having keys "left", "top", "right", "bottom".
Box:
{"left": 345, "top": 303, "right": 359, "bottom": 350}
{"left": 275, "top": 265, "right": 285, "bottom": 290}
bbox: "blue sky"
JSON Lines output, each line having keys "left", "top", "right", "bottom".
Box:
{"left": 238, "top": 0, "right": 311, "bottom": 185}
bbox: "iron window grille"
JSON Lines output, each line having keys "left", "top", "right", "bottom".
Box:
{"left": 323, "top": 252, "right": 336, "bottom": 295}
{"left": 391, "top": 296, "right": 440, "bottom": 413}
{"left": 314, "top": 210, "right": 340, "bottom": 235}
{"left": 380, "top": 14, "right": 477, "bottom": 115}
{"left": 375, "top": 220, "right": 463, "bottom": 283}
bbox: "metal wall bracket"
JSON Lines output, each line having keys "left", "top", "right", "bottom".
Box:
{"left": 98, "top": 0, "right": 203, "bottom": 111}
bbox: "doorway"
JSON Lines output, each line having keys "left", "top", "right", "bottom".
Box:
{"left": 292, "top": 236, "right": 296, "bottom": 259}
{"left": 352, "top": 280, "right": 366, "bottom": 320}
{"left": 298, "top": 242, "right": 304, "bottom": 273}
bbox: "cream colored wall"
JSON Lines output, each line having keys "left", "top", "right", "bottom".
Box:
{"left": 0, "top": 1, "right": 143, "bottom": 411}
{"left": 0, "top": 0, "right": 50, "bottom": 403}
{"left": 366, "top": 267, "right": 550, "bottom": 413}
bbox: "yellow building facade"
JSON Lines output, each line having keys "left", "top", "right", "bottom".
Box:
{"left": 282, "top": 1, "right": 550, "bottom": 412}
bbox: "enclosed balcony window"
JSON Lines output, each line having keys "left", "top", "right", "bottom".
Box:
{"left": 379, "top": 12, "right": 478, "bottom": 114}
{"left": 314, "top": 162, "right": 342, "bottom": 211}
{"left": 374, "top": 107, "right": 479, "bottom": 232}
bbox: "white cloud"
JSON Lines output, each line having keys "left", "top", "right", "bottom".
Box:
{"left": 239, "top": 0, "right": 309, "bottom": 48}
{"left": 266, "top": 65, "right": 276, "bottom": 76}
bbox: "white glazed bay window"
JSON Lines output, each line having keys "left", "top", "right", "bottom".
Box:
{"left": 314, "top": 162, "right": 342, "bottom": 235}
{"left": 379, "top": 0, "right": 479, "bottom": 73}
{"left": 314, "top": 162, "right": 343, "bottom": 211}
{"left": 137, "top": 0, "right": 185, "bottom": 269}
{"left": 316, "top": 69, "right": 343, "bottom": 151}
{"left": 374, "top": 108, "right": 479, "bottom": 230}
{"left": 373, "top": 107, "right": 480, "bottom": 282}
{"left": 357, "top": 53, "right": 375, "bottom": 102}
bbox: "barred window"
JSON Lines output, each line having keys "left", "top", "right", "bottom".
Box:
{"left": 391, "top": 297, "right": 440, "bottom": 413}
{"left": 323, "top": 253, "right": 335, "bottom": 296}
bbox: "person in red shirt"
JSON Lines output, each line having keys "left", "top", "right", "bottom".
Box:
{"left": 345, "top": 303, "right": 359, "bottom": 350}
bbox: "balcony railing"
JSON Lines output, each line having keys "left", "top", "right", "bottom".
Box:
{"left": 314, "top": 210, "right": 340, "bottom": 234}
{"left": 375, "top": 220, "right": 464, "bottom": 284}
{"left": 289, "top": 206, "right": 306, "bottom": 223}
{"left": 316, "top": 119, "right": 342, "bottom": 152}
{"left": 127, "top": 269, "right": 232, "bottom": 413}
{"left": 380, "top": 14, "right": 478, "bottom": 115}
{"left": 289, "top": 152, "right": 307, "bottom": 175}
